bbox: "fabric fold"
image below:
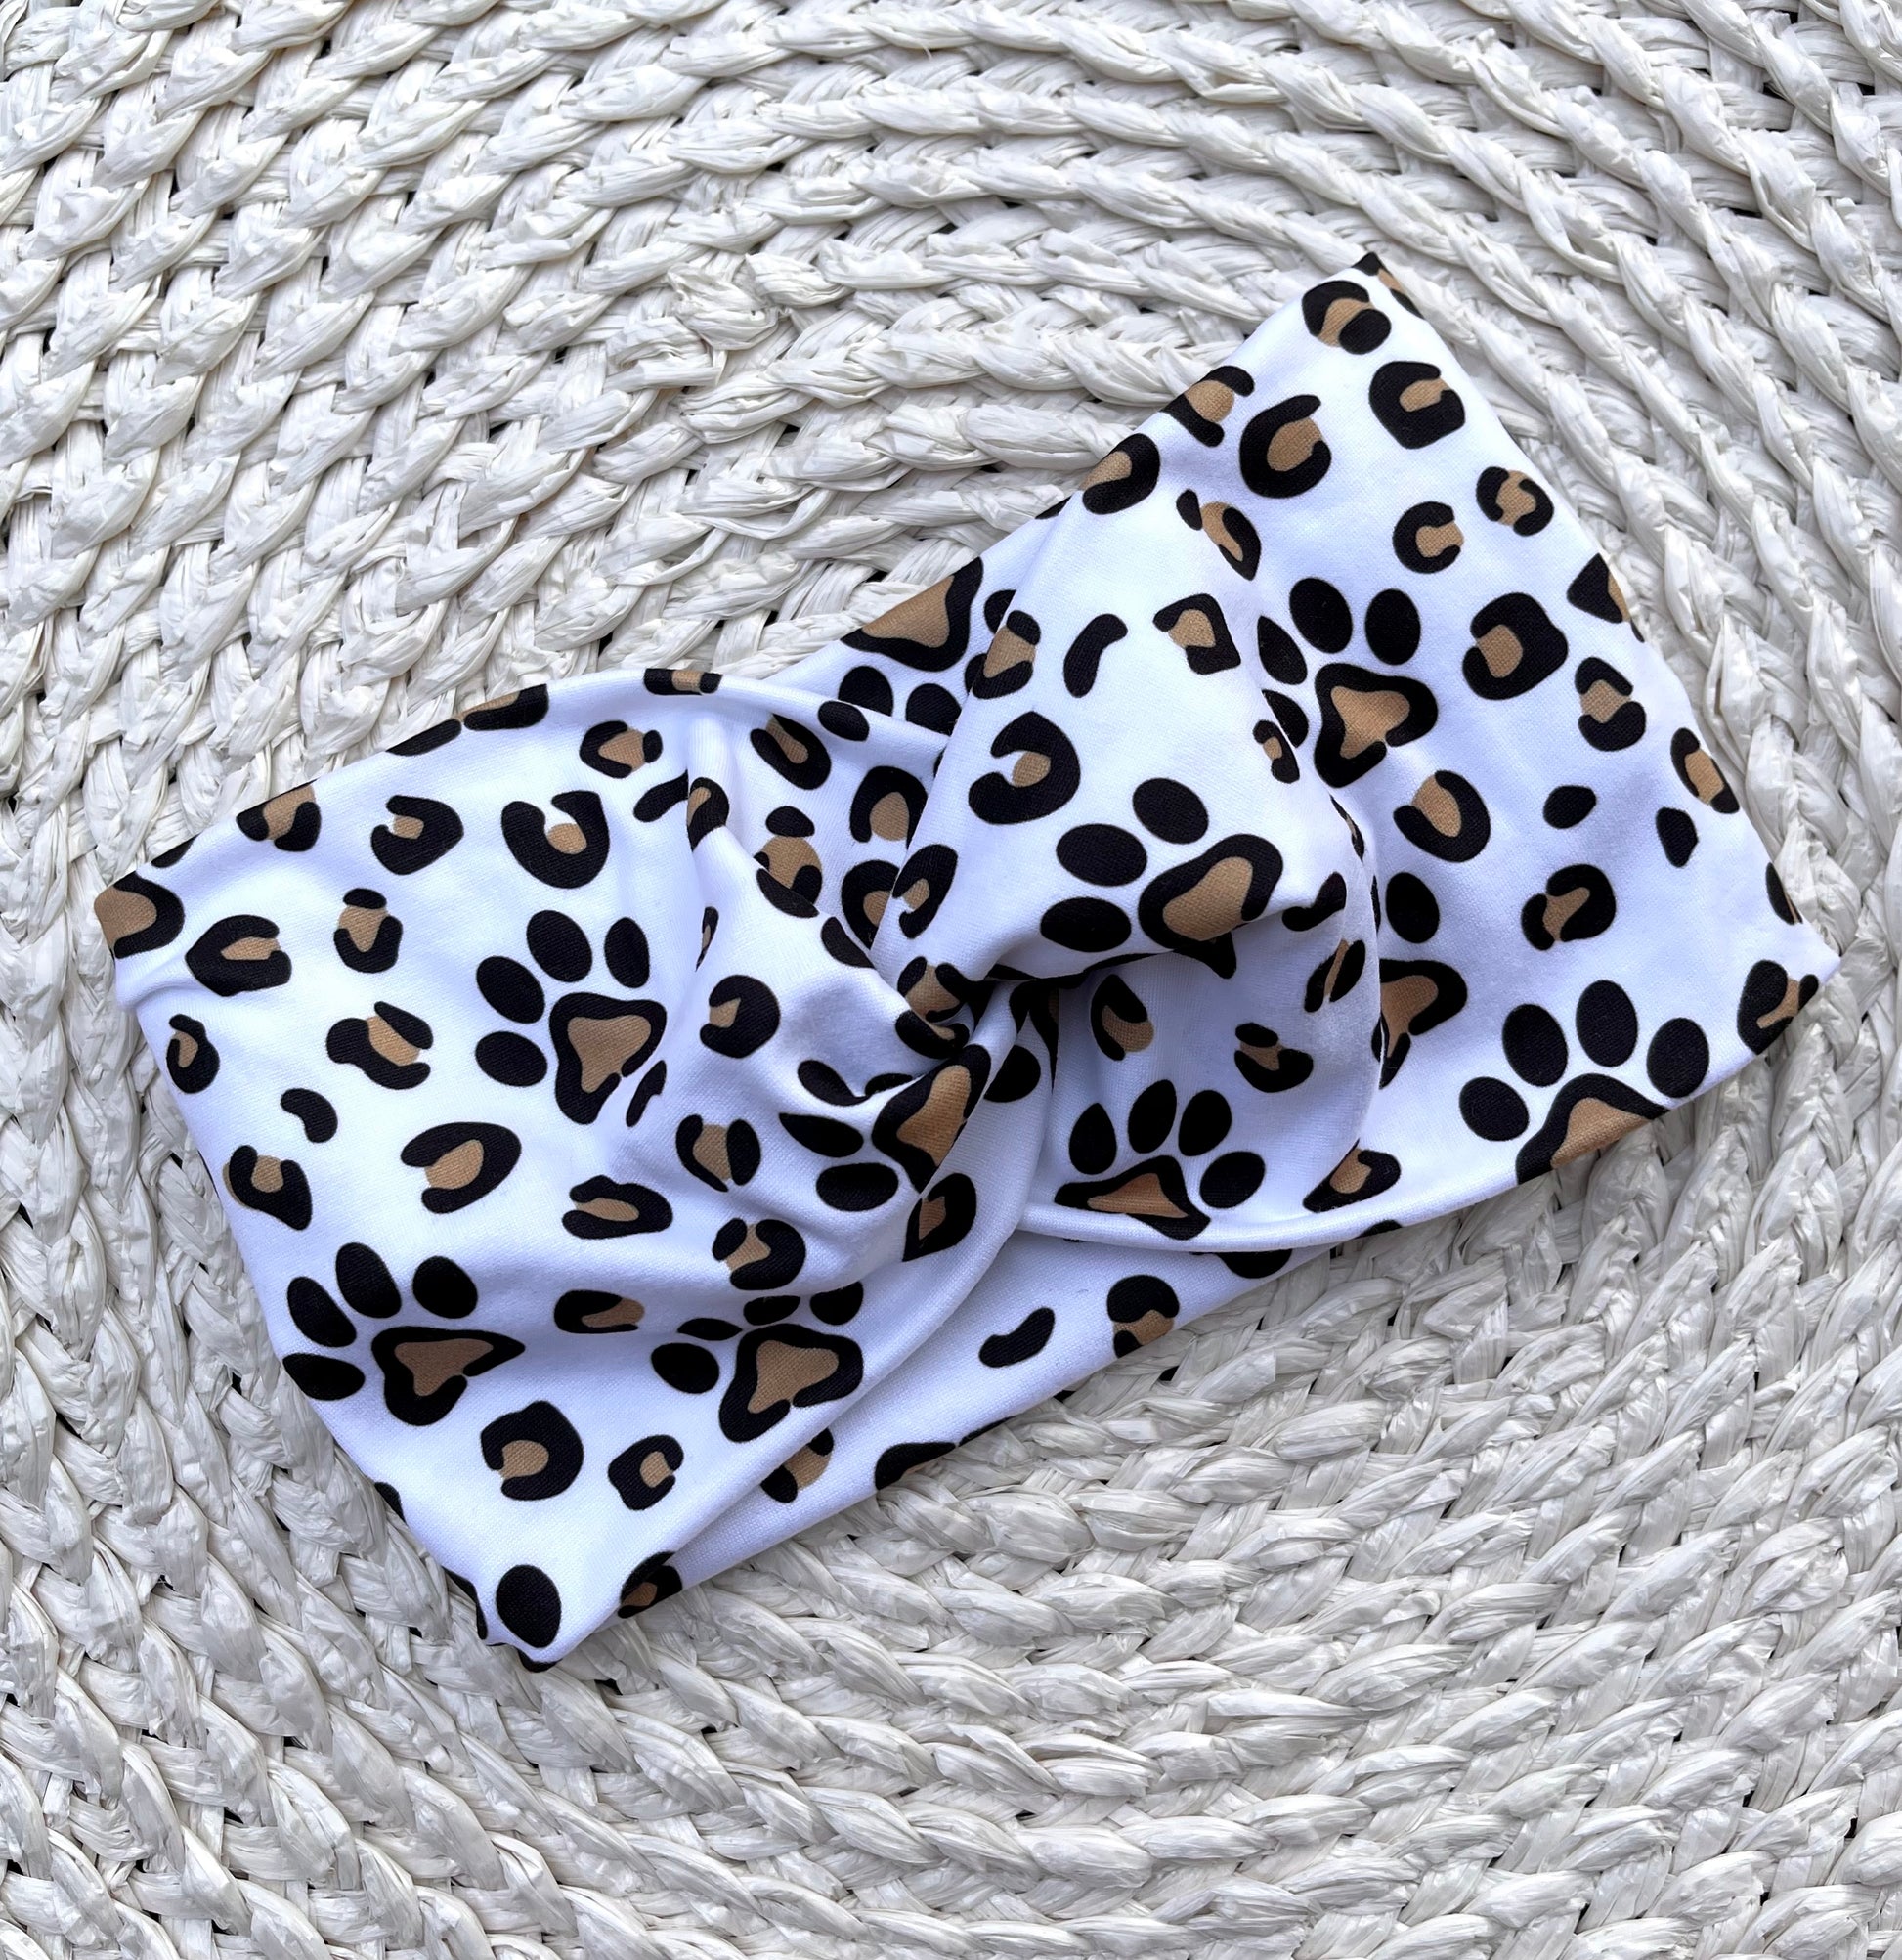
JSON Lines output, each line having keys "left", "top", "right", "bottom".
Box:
{"left": 98, "top": 253, "right": 1837, "bottom": 1660}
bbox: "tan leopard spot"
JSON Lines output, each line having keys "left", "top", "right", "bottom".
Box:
{"left": 1082, "top": 450, "right": 1134, "bottom": 491}
{"left": 223, "top": 934, "right": 282, "bottom": 963}
{"left": 864, "top": 577, "right": 954, "bottom": 649}
{"left": 1267, "top": 417, "right": 1321, "bottom": 473}
{"left": 749, "top": 1340, "right": 841, "bottom": 1414}
{"left": 1088, "top": 1173, "right": 1189, "bottom": 1221}
{"left": 1416, "top": 519, "right": 1463, "bottom": 558}
{"left": 863, "top": 889, "right": 890, "bottom": 928}
{"left": 1121, "top": 1310, "right": 1174, "bottom": 1347}
{"left": 623, "top": 1579, "right": 662, "bottom": 1611}
{"left": 723, "top": 1225, "right": 769, "bottom": 1274}
{"left": 546, "top": 821, "right": 587, "bottom": 854}
{"left": 1102, "top": 1004, "right": 1152, "bottom": 1053}
{"left": 587, "top": 1296, "right": 645, "bottom": 1329}
{"left": 1541, "top": 887, "right": 1591, "bottom": 939}
{"left": 1328, "top": 1148, "right": 1375, "bottom": 1196}
{"left": 1685, "top": 749, "right": 1726, "bottom": 805}
{"left": 764, "top": 718, "right": 808, "bottom": 766}
{"left": 1237, "top": 1031, "right": 1284, "bottom": 1070}
{"left": 426, "top": 1140, "right": 486, "bottom": 1191}
{"left": 397, "top": 1336, "right": 493, "bottom": 1398}
{"left": 692, "top": 1124, "right": 736, "bottom": 1184}
{"left": 1204, "top": 505, "right": 1248, "bottom": 559}
{"left": 1162, "top": 855, "right": 1254, "bottom": 941}
{"left": 1476, "top": 626, "right": 1526, "bottom": 679}
{"left": 339, "top": 901, "right": 385, "bottom": 951}
{"left": 1757, "top": 979, "right": 1803, "bottom": 1033}
{"left": 637, "top": 1448, "right": 673, "bottom": 1488}
{"left": 577, "top": 1193, "right": 643, "bottom": 1225}
{"left": 246, "top": 1155, "right": 285, "bottom": 1194}
{"left": 256, "top": 786, "right": 315, "bottom": 842}
{"left": 868, "top": 792, "right": 911, "bottom": 841}
{"left": 94, "top": 887, "right": 156, "bottom": 949}
{"left": 598, "top": 727, "right": 650, "bottom": 769}
{"left": 983, "top": 626, "right": 1036, "bottom": 680}
{"left": 1578, "top": 677, "right": 1627, "bottom": 723}
{"left": 760, "top": 837, "right": 820, "bottom": 888}
{"left": 1321, "top": 938, "right": 1353, "bottom": 996}
{"left": 1554, "top": 1098, "right": 1646, "bottom": 1167}
{"left": 1164, "top": 607, "right": 1218, "bottom": 653}
{"left": 1333, "top": 685, "right": 1413, "bottom": 759}
{"left": 1399, "top": 377, "right": 1448, "bottom": 413}
{"left": 916, "top": 1192, "right": 947, "bottom": 1239}
{"left": 172, "top": 1029, "right": 199, "bottom": 1067}
{"left": 1494, "top": 473, "right": 1538, "bottom": 525}
{"left": 1183, "top": 378, "right": 1236, "bottom": 423}
{"left": 1317, "top": 297, "right": 1373, "bottom": 347}
{"left": 707, "top": 996, "right": 739, "bottom": 1029}
{"left": 500, "top": 1439, "right": 549, "bottom": 1479}
{"left": 1411, "top": 778, "right": 1461, "bottom": 837}
{"left": 898, "top": 1065, "right": 974, "bottom": 1170}
{"left": 1382, "top": 973, "right": 1440, "bottom": 1044}
{"left": 899, "top": 877, "right": 931, "bottom": 913}
{"left": 782, "top": 1441, "right": 831, "bottom": 1491}
{"left": 367, "top": 1016, "right": 420, "bottom": 1066}
{"left": 391, "top": 813, "right": 424, "bottom": 841}
{"left": 1011, "top": 750, "right": 1052, "bottom": 788}
{"left": 907, "top": 966, "right": 960, "bottom": 1019}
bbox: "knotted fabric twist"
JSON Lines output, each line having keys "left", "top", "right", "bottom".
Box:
{"left": 99, "top": 256, "right": 1837, "bottom": 1660}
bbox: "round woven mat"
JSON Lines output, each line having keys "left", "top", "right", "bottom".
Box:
{"left": 0, "top": 0, "right": 1892, "bottom": 1954}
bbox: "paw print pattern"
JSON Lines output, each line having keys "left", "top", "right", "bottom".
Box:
{"left": 475, "top": 909, "right": 666, "bottom": 1123}
{"left": 647, "top": 1290, "right": 866, "bottom": 1446}
{"left": 1456, "top": 977, "right": 1727, "bottom": 1181}
{"left": 1055, "top": 1081, "right": 1265, "bottom": 1241}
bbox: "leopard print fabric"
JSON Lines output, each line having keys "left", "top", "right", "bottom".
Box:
{"left": 99, "top": 256, "right": 1837, "bottom": 1660}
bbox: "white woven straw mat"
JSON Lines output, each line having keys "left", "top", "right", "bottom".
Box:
{"left": 8, "top": 0, "right": 1902, "bottom": 1955}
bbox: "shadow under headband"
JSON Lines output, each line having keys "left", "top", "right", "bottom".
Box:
{"left": 97, "top": 255, "right": 1837, "bottom": 1662}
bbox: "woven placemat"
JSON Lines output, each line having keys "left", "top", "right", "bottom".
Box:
{"left": 0, "top": 0, "right": 1892, "bottom": 1954}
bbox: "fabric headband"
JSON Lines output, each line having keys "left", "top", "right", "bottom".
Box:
{"left": 98, "top": 254, "right": 1837, "bottom": 1662}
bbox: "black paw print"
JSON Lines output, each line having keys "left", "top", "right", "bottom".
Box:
{"left": 475, "top": 908, "right": 666, "bottom": 1123}
{"left": 648, "top": 1285, "right": 866, "bottom": 1445}
{"left": 1053, "top": 1078, "right": 1265, "bottom": 1240}
{"left": 1458, "top": 977, "right": 1710, "bottom": 1182}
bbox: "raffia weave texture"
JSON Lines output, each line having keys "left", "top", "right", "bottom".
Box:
{"left": 0, "top": 0, "right": 1896, "bottom": 1954}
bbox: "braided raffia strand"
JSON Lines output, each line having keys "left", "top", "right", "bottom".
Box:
{"left": 0, "top": 0, "right": 1890, "bottom": 1955}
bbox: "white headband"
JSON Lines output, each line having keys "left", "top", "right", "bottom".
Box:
{"left": 99, "top": 255, "right": 1835, "bottom": 1660}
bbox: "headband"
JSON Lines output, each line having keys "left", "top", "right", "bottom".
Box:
{"left": 99, "top": 255, "right": 1836, "bottom": 1661}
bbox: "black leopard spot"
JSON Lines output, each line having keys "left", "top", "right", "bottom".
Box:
{"left": 335, "top": 889, "right": 401, "bottom": 972}
{"left": 1464, "top": 594, "right": 1567, "bottom": 700}
{"left": 463, "top": 685, "right": 548, "bottom": 731}
{"left": 1091, "top": 974, "right": 1154, "bottom": 1060}
{"left": 1254, "top": 716, "right": 1300, "bottom": 783}
{"left": 1302, "top": 1144, "right": 1402, "bottom": 1212}
{"left": 1132, "top": 777, "right": 1207, "bottom": 844}
{"left": 676, "top": 1115, "right": 760, "bottom": 1192}
{"left": 1238, "top": 394, "right": 1330, "bottom": 497}
{"left": 400, "top": 1122, "right": 519, "bottom": 1212}
{"left": 1477, "top": 467, "right": 1553, "bottom": 535}
{"left": 482, "top": 1402, "right": 583, "bottom": 1501}
{"left": 703, "top": 975, "right": 780, "bottom": 1058}
{"left": 850, "top": 765, "right": 928, "bottom": 846}
{"left": 1379, "top": 959, "right": 1467, "bottom": 1084}
{"left": 1575, "top": 980, "right": 1637, "bottom": 1067}
{"left": 611, "top": 1433, "right": 684, "bottom": 1510}
{"left": 719, "top": 1326, "right": 862, "bottom": 1441}
{"left": 967, "top": 610, "right": 1041, "bottom": 699}
{"left": 225, "top": 1148, "right": 312, "bottom": 1229}
{"left": 643, "top": 665, "right": 719, "bottom": 695}
{"left": 281, "top": 1088, "right": 336, "bottom": 1141}
{"left": 969, "top": 713, "right": 1080, "bottom": 825}
{"left": 752, "top": 713, "right": 831, "bottom": 790}
{"left": 554, "top": 1288, "right": 646, "bottom": 1334}
{"left": 95, "top": 871, "right": 185, "bottom": 960}
{"left": 618, "top": 1552, "right": 683, "bottom": 1617}
{"left": 1314, "top": 666, "right": 1438, "bottom": 787}
{"left": 1221, "top": 1249, "right": 1292, "bottom": 1279}
{"left": 1370, "top": 361, "right": 1464, "bottom": 448}
{"left": 820, "top": 700, "right": 868, "bottom": 740}
{"left": 843, "top": 558, "right": 982, "bottom": 671}
{"left": 904, "top": 1173, "right": 977, "bottom": 1258}
{"left": 1515, "top": 1076, "right": 1663, "bottom": 1181}
{"left": 889, "top": 841, "right": 960, "bottom": 936}
{"left": 1671, "top": 729, "right": 1739, "bottom": 812}
{"left": 1656, "top": 808, "right": 1698, "bottom": 866}
{"left": 1737, "top": 960, "right": 1818, "bottom": 1054}
{"left": 626, "top": 1061, "right": 666, "bottom": 1128}
{"left": 371, "top": 796, "right": 463, "bottom": 875}
{"left": 1767, "top": 864, "right": 1797, "bottom": 924}
{"left": 1057, "top": 1156, "right": 1206, "bottom": 1241}
{"left": 1302, "top": 279, "right": 1390, "bottom": 353}
{"left": 1284, "top": 871, "right": 1348, "bottom": 932}
{"left": 1058, "top": 824, "right": 1147, "bottom": 886}
{"left": 1544, "top": 786, "right": 1597, "bottom": 828}
{"left": 1233, "top": 1023, "right": 1315, "bottom": 1094}
{"left": 1305, "top": 936, "right": 1367, "bottom": 1012}
{"left": 634, "top": 771, "right": 689, "bottom": 823}
{"left": 875, "top": 1441, "right": 954, "bottom": 1490}
{"left": 761, "top": 1429, "right": 833, "bottom": 1503}
{"left": 1355, "top": 250, "right": 1422, "bottom": 314}
{"left": 1567, "top": 553, "right": 1638, "bottom": 632}
{"left": 581, "top": 719, "right": 663, "bottom": 777}
{"left": 1107, "top": 1274, "right": 1181, "bottom": 1355}
{"left": 980, "top": 1307, "right": 1054, "bottom": 1369}
{"left": 326, "top": 1001, "right": 433, "bottom": 1089}
{"left": 165, "top": 1015, "right": 219, "bottom": 1094}
{"left": 1574, "top": 658, "right": 1646, "bottom": 751}
{"left": 986, "top": 1045, "right": 1042, "bottom": 1099}
{"left": 564, "top": 1176, "right": 673, "bottom": 1239}
{"left": 237, "top": 785, "right": 320, "bottom": 851}
{"left": 1460, "top": 1077, "right": 1530, "bottom": 1141}
{"left": 391, "top": 720, "right": 460, "bottom": 756}
{"left": 1521, "top": 864, "right": 1616, "bottom": 950}
{"left": 495, "top": 1564, "right": 562, "bottom": 1649}
{"left": 502, "top": 791, "right": 609, "bottom": 888}
{"left": 1392, "top": 501, "right": 1463, "bottom": 574}
{"left": 1062, "top": 613, "right": 1130, "bottom": 697}
{"left": 413, "top": 1255, "right": 476, "bottom": 1318}
{"left": 1163, "top": 364, "right": 1255, "bottom": 444}
{"left": 1503, "top": 1004, "right": 1568, "bottom": 1086}
{"left": 1394, "top": 771, "right": 1491, "bottom": 862}
{"left": 1152, "top": 593, "right": 1243, "bottom": 675}
{"left": 713, "top": 1217, "right": 806, "bottom": 1290}
{"left": 187, "top": 915, "right": 291, "bottom": 996}
{"left": 371, "top": 1325, "right": 523, "bottom": 1426}
{"left": 282, "top": 1355, "right": 365, "bottom": 1400}
{"left": 689, "top": 776, "right": 734, "bottom": 847}
{"left": 1137, "top": 835, "right": 1282, "bottom": 974}
{"left": 1176, "top": 493, "right": 1262, "bottom": 580}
